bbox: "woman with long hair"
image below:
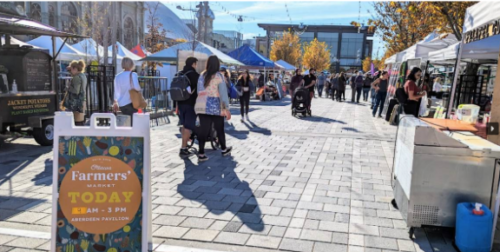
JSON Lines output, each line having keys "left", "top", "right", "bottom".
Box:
{"left": 371, "top": 70, "right": 389, "bottom": 118}
{"left": 64, "top": 60, "right": 87, "bottom": 125}
{"left": 404, "top": 67, "right": 426, "bottom": 117}
{"left": 236, "top": 70, "right": 253, "bottom": 122}
{"left": 194, "top": 55, "right": 232, "bottom": 161}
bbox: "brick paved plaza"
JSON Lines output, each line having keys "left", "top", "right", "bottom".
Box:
{"left": 0, "top": 89, "right": 435, "bottom": 252}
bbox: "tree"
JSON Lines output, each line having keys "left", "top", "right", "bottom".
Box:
{"left": 75, "top": 2, "right": 113, "bottom": 64}
{"left": 302, "top": 38, "right": 330, "bottom": 71}
{"left": 145, "top": 2, "right": 168, "bottom": 70}
{"left": 369, "top": 2, "right": 474, "bottom": 61}
{"left": 269, "top": 29, "right": 301, "bottom": 67}
{"left": 362, "top": 56, "right": 382, "bottom": 72}
{"left": 425, "top": 2, "right": 474, "bottom": 41}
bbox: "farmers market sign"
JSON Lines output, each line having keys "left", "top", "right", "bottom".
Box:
{"left": 52, "top": 112, "right": 152, "bottom": 252}
{"left": 464, "top": 19, "right": 500, "bottom": 44}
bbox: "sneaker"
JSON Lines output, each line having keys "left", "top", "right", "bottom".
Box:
{"left": 221, "top": 147, "right": 233, "bottom": 156}
{"left": 179, "top": 148, "right": 190, "bottom": 158}
{"left": 378, "top": 115, "right": 383, "bottom": 118}
{"left": 372, "top": 114, "right": 376, "bottom": 117}
{"left": 198, "top": 155, "right": 209, "bottom": 162}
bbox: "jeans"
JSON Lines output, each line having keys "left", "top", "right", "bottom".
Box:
{"left": 370, "top": 88, "right": 376, "bottom": 107}
{"left": 351, "top": 85, "right": 356, "bottom": 102}
{"left": 196, "top": 114, "right": 226, "bottom": 155}
{"left": 356, "top": 87, "right": 362, "bottom": 102}
{"left": 240, "top": 91, "right": 250, "bottom": 116}
{"left": 317, "top": 85, "right": 324, "bottom": 97}
{"left": 372, "top": 91, "right": 387, "bottom": 116}
{"left": 363, "top": 87, "right": 370, "bottom": 101}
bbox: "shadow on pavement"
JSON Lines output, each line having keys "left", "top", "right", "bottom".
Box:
{"left": 178, "top": 156, "right": 265, "bottom": 231}
{"left": 32, "top": 159, "right": 53, "bottom": 186}
{"left": 0, "top": 196, "right": 47, "bottom": 221}
{"left": 298, "top": 116, "right": 347, "bottom": 124}
{"left": 341, "top": 127, "right": 362, "bottom": 133}
{"left": 0, "top": 143, "right": 52, "bottom": 191}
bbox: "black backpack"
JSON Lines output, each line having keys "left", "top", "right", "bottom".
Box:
{"left": 395, "top": 87, "right": 408, "bottom": 105}
{"left": 170, "top": 70, "right": 194, "bottom": 101}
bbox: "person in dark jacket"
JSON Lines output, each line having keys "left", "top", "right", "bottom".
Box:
{"left": 362, "top": 73, "right": 373, "bottom": 102}
{"left": 236, "top": 70, "right": 253, "bottom": 121}
{"left": 179, "top": 57, "right": 200, "bottom": 158}
{"left": 337, "top": 72, "right": 346, "bottom": 102}
{"left": 290, "top": 69, "right": 304, "bottom": 108}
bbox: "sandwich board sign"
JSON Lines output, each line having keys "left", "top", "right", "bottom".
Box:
{"left": 51, "top": 112, "right": 152, "bottom": 252}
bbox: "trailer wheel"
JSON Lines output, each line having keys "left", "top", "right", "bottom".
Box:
{"left": 33, "top": 119, "right": 54, "bottom": 146}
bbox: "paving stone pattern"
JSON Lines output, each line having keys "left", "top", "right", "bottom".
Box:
{"left": 0, "top": 89, "right": 431, "bottom": 251}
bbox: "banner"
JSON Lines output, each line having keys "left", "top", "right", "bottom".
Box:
{"left": 52, "top": 113, "right": 152, "bottom": 252}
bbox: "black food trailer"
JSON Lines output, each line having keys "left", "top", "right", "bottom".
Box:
{"left": 0, "top": 10, "right": 86, "bottom": 146}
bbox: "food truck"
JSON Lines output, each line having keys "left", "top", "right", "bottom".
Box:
{"left": 0, "top": 6, "right": 85, "bottom": 146}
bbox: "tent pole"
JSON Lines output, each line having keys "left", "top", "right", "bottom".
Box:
{"left": 447, "top": 35, "right": 464, "bottom": 118}
{"left": 52, "top": 36, "right": 57, "bottom": 94}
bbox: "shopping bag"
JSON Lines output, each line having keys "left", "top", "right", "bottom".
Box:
{"left": 419, "top": 94, "right": 429, "bottom": 117}
{"left": 256, "top": 87, "right": 265, "bottom": 97}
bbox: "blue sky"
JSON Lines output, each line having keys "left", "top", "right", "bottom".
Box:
{"left": 163, "top": 1, "right": 385, "bottom": 59}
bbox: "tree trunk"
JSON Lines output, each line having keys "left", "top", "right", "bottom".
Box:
{"left": 440, "top": 5, "right": 462, "bottom": 41}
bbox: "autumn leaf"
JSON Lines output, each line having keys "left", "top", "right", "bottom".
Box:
{"left": 302, "top": 38, "right": 330, "bottom": 72}
{"left": 269, "top": 29, "right": 301, "bottom": 67}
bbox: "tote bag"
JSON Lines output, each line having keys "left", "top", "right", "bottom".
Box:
{"left": 129, "top": 72, "right": 147, "bottom": 109}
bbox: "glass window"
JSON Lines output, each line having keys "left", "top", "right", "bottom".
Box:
{"left": 339, "top": 59, "right": 361, "bottom": 66}
{"left": 340, "top": 33, "right": 363, "bottom": 58}
{"left": 299, "top": 32, "right": 315, "bottom": 44}
{"left": 317, "top": 32, "right": 339, "bottom": 61}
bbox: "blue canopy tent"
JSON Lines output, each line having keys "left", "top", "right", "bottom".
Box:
{"left": 227, "top": 44, "right": 279, "bottom": 69}
{"left": 275, "top": 59, "right": 296, "bottom": 71}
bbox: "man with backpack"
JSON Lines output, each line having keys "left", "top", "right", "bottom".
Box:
{"left": 355, "top": 71, "right": 364, "bottom": 103}
{"left": 172, "top": 57, "right": 199, "bottom": 158}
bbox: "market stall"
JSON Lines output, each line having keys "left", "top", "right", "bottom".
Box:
{"left": 27, "top": 35, "right": 86, "bottom": 62}
{"left": 0, "top": 10, "right": 86, "bottom": 146}
{"left": 228, "top": 45, "right": 284, "bottom": 100}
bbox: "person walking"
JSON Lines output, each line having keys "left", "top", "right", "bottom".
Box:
{"left": 236, "top": 70, "right": 253, "bottom": 122}
{"left": 178, "top": 57, "right": 200, "bottom": 158}
{"left": 355, "top": 71, "right": 364, "bottom": 103}
{"left": 303, "top": 68, "right": 317, "bottom": 112}
{"left": 370, "top": 71, "right": 380, "bottom": 109}
{"left": 331, "top": 73, "right": 339, "bottom": 101}
{"left": 363, "top": 73, "right": 373, "bottom": 102}
{"left": 337, "top": 73, "right": 346, "bottom": 102}
{"left": 371, "top": 70, "right": 389, "bottom": 118}
{"left": 64, "top": 60, "right": 87, "bottom": 126}
{"left": 325, "top": 74, "right": 332, "bottom": 98}
{"left": 350, "top": 72, "right": 357, "bottom": 102}
{"left": 290, "top": 69, "right": 304, "bottom": 108}
{"left": 194, "top": 55, "right": 232, "bottom": 161}
{"left": 113, "top": 57, "right": 141, "bottom": 125}
{"left": 404, "top": 67, "right": 426, "bottom": 117}
{"left": 317, "top": 72, "right": 326, "bottom": 98}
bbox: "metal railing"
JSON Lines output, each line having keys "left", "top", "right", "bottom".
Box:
{"left": 138, "top": 76, "right": 171, "bottom": 126}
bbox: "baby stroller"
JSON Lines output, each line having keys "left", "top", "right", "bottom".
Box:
{"left": 292, "top": 87, "right": 311, "bottom": 116}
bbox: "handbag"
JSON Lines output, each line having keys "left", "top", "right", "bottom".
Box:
{"left": 129, "top": 71, "right": 147, "bottom": 109}
{"left": 63, "top": 73, "right": 85, "bottom": 113}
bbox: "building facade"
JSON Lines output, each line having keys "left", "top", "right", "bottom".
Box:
{"left": 213, "top": 30, "right": 243, "bottom": 50}
{"left": 14, "top": 2, "right": 144, "bottom": 49}
{"left": 258, "top": 23, "right": 374, "bottom": 72}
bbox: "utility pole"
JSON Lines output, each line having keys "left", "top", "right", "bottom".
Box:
{"left": 204, "top": 1, "right": 209, "bottom": 45}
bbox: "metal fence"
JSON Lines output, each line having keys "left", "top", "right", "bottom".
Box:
{"left": 86, "top": 65, "right": 115, "bottom": 114}
{"left": 449, "top": 75, "right": 488, "bottom": 111}
{"left": 138, "top": 76, "right": 171, "bottom": 126}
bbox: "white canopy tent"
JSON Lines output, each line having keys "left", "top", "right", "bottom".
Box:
{"left": 1, "top": 35, "right": 40, "bottom": 49}
{"left": 27, "top": 36, "right": 86, "bottom": 61}
{"left": 142, "top": 41, "right": 244, "bottom": 66}
{"left": 385, "top": 54, "right": 397, "bottom": 64}
{"left": 108, "top": 42, "right": 143, "bottom": 62}
{"left": 401, "top": 33, "right": 458, "bottom": 62}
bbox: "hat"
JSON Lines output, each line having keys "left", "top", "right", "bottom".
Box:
{"left": 220, "top": 67, "right": 227, "bottom": 71}
{"left": 309, "top": 68, "right": 316, "bottom": 71}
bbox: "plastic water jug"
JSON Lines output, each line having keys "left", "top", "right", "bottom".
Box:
{"left": 455, "top": 202, "right": 492, "bottom": 252}
{"left": 457, "top": 104, "right": 480, "bottom": 124}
